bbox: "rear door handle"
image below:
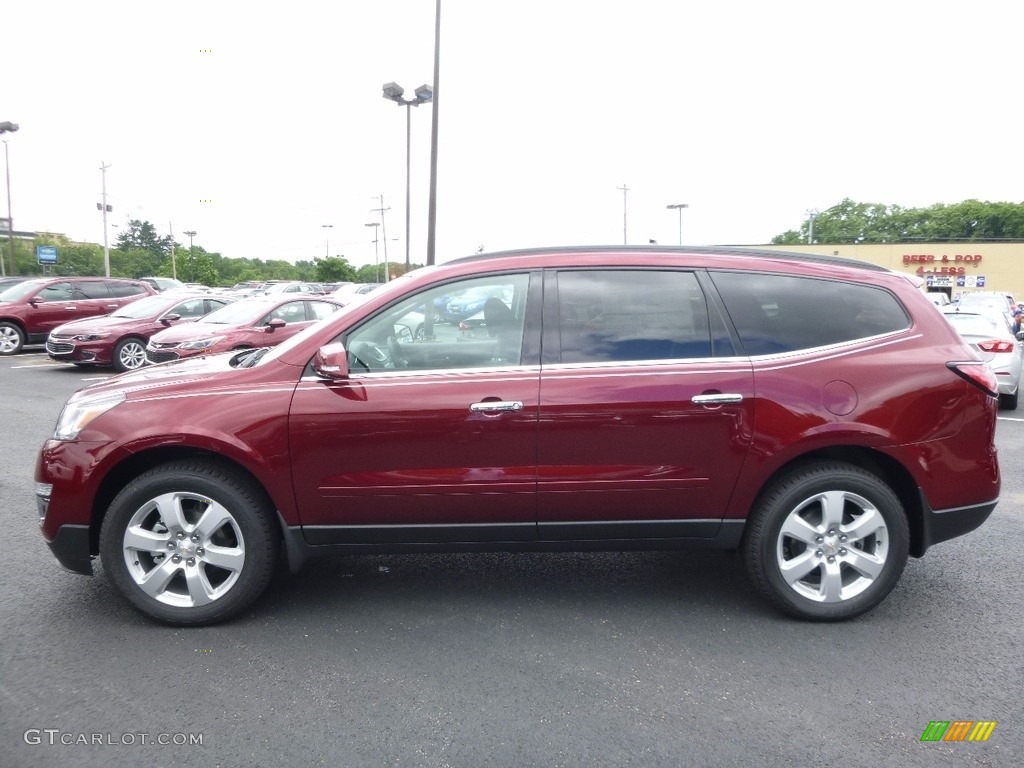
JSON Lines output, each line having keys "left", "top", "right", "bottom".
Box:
{"left": 470, "top": 400, "right": 524, "bottom": 413}
{"left": 691, "top": 393, "right": 744, "bottom": 406}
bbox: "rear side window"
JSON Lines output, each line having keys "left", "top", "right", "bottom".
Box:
{"left": 108, "top": 281, "right": 147, "bottom": 298}
{"left": 711, "top": 272, "right": 910, "bottom": 355}
{"left": 556, "top": 270, "right": 711, "bottom": 363}
{"left": 74, "top": 281, "right": 112, "bottom": 299}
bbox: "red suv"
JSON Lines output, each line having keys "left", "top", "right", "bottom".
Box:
{"left": 0, "top": 276, "right": 155, "bottom": 355}
{"left": 35, "top": 247, "right": 1000, "bottom": 625}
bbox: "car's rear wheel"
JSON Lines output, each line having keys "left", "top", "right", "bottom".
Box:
{"left": 744, "top": 461, "right": 909, "bottom": 621}
{"left": 99, "top": 461, "right": 279, "bottom": 625}
{"left": 113, "top": 337, "right": 148, "bottom": 372}
{"left": 0, "top": 322, "right": 25, "bottom": 355}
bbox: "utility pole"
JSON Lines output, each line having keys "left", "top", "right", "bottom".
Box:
{"left": 371, "top": 195, "right": 391, "bottom": 282}
{"left": 168, "top": 222, "right": 177, "bottom": 280}
{"left": 99, "top": 162, "right": 112, "bottom": 277}
{"left": 806, "top": 209, "right": 819, "bottom": 244}
{"left": 617, "top": 183, "right": 630, "bottom": 244}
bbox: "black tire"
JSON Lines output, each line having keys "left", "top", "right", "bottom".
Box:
{"left": 0, "top": 321, "right": 25, "bottom": 356}
{"left": 99, "top": 460, "right": 279, "bottom": 625}
{"left": 1001, "top": 391, "right": 1018, "bottom": 410}
{"left": 743, "top": 461, "right": 909, "bottom": 621}
{"left": 112, "top": 336, "right": 148, "bottom": 372}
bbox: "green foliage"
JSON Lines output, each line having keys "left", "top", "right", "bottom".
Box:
{"left": 115, "top": 219, "right": 174, "bottom": 257}
{"left": 314, "top": 256, "right": 358, "bottom": 283}
{"left": 10, "top": 221, "right": 427, "bottom": 287}
{"left": 773, "top": 199, "right": 1024, "bottom": 245}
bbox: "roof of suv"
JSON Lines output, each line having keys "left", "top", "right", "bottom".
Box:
{"left": 446, "top": 245, "right": 892, "bottom": 272}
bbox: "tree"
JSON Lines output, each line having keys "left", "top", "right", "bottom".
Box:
{"left": 773, "top": 199, "right": 1024, "bottom": 245}
{"left": 314, "top": 256, "right": 358, "bottom": 283}
{"left": 115, "top": 219, "right": 175, "bottom": 257}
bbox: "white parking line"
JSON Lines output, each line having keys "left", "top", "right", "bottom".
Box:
{"left": 998, "top": 416, "right": 1024, "bottom": 423}
{"left": 10, "top": 362, "right": 71, "bottom": 369}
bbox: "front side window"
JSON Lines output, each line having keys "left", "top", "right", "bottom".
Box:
{"left": 556, "top": 270, "right": 712, "bottom": 364}
{"left": 710, "top": 271, "right": 911, "bottom": 355}
{"left": 344, "top": 273, "right": 530, "bottom": 372}
{"left": 38, "top": 283, "right": 73, "bottom": 302}
{"left": 170, "top": 298, "right": 209, "bottom": 318}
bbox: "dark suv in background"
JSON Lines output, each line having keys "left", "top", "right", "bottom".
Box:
{"left": 0, "top": 276, "right": 155, "bottom": 355}
{"left": 35, "top": 247, "right": 1000, "bottom": 625}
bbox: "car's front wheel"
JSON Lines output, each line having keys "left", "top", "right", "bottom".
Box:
{"left": 744, "top": 461, "right": 909, "bottom": 621}
{"left": 0, "top": 321, "right": 25, "bottom": 356}
{"left": 113, "top": 337, "right": 148, "bottom": 372}
{"left": 99, "top": 461, "right": 279, "bottom": 625}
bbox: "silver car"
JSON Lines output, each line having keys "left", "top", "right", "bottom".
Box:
{"left": 942, "top": 308, "right": 1022, "bottom": 409}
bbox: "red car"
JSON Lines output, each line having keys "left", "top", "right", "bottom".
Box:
{"left": 46, "top": 292, "right": 233, "bottom": 372}
{"left": 36, "top": 246, "right": 1000, "bottom": 625}
{"left": 0, "top": 276, "right": 155, "bottom": 356}
{"left": 145, "top": 295, "right": 343, "bottom": 364}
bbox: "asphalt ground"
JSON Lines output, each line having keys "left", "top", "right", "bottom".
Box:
{"left": 1, "top": 347, "right": 1021, "bottom": 768}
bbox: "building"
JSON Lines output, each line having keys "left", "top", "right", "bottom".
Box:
{"left": 751, "top": 242, "right": 1023, "bottom": 302}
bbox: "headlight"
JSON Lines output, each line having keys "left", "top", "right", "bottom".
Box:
{"left": 53, "top": 391, "right": 126, "bottom": 440}
{"left": 73, "top": 332, "right": 112, "bottom": 341}
{"left": 178, "top": 336, "right": 224, "bottom": 350}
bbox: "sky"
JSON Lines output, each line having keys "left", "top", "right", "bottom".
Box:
{"left": 4, "top": 0, "right": 1023, "bottom": 271}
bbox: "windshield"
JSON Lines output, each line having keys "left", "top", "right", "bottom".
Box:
{"left": 196, "top": 299, "right": 275, "bottom": 325}
{"left": 110, "top": 294, "right": 174, "bottom": 319}
{"left": 0, "top": 279, "right": 47, "bottom": 302}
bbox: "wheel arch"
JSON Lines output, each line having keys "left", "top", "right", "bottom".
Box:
{"left": 88, "top": 446, "right": 284, "bottom": 557}
{"left": 740, "top": 445, "right": 926, "bottom": 557}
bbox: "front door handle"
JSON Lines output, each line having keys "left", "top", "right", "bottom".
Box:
{"left": 691, "top": 393, "right": 744, "bottom": 406}
{"left": 470, "top": 400, "right": 524, "bottom": 413}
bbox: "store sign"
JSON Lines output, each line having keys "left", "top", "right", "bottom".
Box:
{"left": 903, "top": 253, "right": 982, "bottom": 276}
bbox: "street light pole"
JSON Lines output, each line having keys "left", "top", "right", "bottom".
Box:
{"left": 1, "top": 121, "right": 18, "bottom": 278}
{"left": 666, "top": 203, "right": 689, "bottom": 245}
{"left": 426, "top": 0, "right": 441, "bottom": 266}
{"left": 365, "top": 222, "right": 380, "bottom": 283}
{"left": 322, "top": 224, "right": 333, "bottom": 258}
{"left": 382, "top": 82, "right": 433, "bottom": 273}
{"left": 184, "top": 230, "right": 196, "bottom": 282}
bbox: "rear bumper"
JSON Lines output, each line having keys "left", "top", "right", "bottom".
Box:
{"left": 914, "top": 493, "right": 997, "bottom": 557}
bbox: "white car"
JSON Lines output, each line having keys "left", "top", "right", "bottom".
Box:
{"left": 941, "top": 308, "right": 1022, "bottom": 409}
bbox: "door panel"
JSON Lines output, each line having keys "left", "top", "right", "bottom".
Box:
{"left": 536, "top": 269, "right": 754, "bottom": 539}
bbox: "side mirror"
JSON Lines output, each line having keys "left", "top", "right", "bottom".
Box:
{"left": 160, "top": 313, "right": 181, "bottom": 326}
{"left": 266, "top": 317, "right": 287, "bottom": 331}
{"left": 1017, "top": 330, "right": 1024, "bottom": 342}
{"left": 312, "top": 342, "right": 349, "bottom": 380}
{"left": 28, "top": 297, "right": 41, "bottom": 307}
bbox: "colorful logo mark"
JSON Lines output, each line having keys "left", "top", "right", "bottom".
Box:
{"left": 921, "top": 721, "right": 997, "bottom": 742}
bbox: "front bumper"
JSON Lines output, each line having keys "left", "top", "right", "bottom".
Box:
{"left": 45, "top": 524, "right": 94, "bottom": 575}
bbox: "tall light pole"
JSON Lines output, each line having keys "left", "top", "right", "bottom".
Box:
{"left": 322, "top": 224, "right": 333, "bottom": 258}
{"left": 426, "top": 0, "right": 442, "bottom": 266}
{"left": 0, "top": 121, "right": 19, "bottom": 278}
{"left": 98, "top": 162, "right": 113, "bottom": 276}
{"left": 365, "top": 222, "right": 380, "bottom": 282}
{"left": 666, "top": 203, "right": 689, "bottom": 246}
{"left": 184, "top": 230, "right": 196, "bottom": 282}
{"left": 382, "top": 82, "right": 433, "bottom": 273}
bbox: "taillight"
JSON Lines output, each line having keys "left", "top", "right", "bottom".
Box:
{"left": 977, "top": 339, "right": 1015, "bottom": 353}
{"left": 947, "top": 362, "right": 999, "bottom": 397}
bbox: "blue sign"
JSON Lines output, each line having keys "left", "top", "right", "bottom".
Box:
{"left": 37, "top": 245, "right": 58, "bottom": 264}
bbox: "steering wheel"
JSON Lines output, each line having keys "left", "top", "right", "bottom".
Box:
{"left": 387, "top": 336, "right": 406, "bottom": 369}
{"left": 349, "top": 340, "right": 389, "bottom": 372}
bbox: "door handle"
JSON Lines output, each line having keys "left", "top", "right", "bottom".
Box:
{"left": 691, "top": 393, "right": 744, "bottom": 406}
{"left": 470, "top": 400, "right": 524, "bottom": 413}
{"left": 64, "top": 306, "right": 77, "bottom": 310}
